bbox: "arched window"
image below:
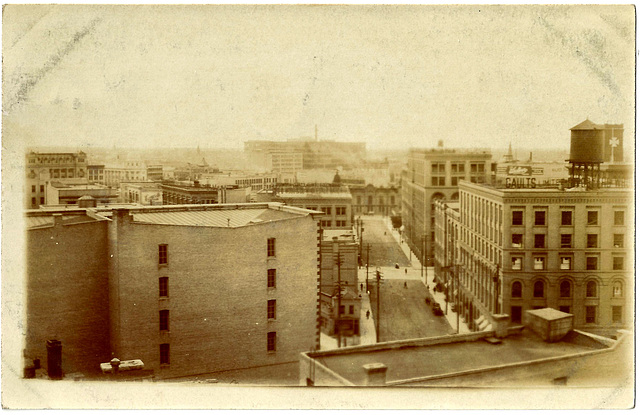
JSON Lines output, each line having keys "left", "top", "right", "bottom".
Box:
{"left": 560, "top": 280, "right": 571, "bottom": 298}
{"left": 612, "top": 281, "right": 623, "bottom": 298}
{"left": 586, "top": 280, "right": 598, "bottom": 298}
{"left": 533, "top": 280, "right": 545, "bottom": 298}
{"left": 511, "top": 281, "right": 522, "bottom": 298}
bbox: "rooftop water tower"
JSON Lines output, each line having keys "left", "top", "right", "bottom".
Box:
{"left": 568, "top": 119, "right": 605, "bottom": 189}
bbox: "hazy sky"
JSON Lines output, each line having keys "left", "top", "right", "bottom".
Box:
{"left": 3, "top": 5, "right": 635, "bottom": 151}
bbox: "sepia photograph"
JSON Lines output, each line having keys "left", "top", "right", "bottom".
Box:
{"left": 1, "top": 3, "right": 635, "bottom": 409}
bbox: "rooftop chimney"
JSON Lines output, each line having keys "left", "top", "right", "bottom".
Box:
{"left": 363, "top": 363, "right": 387, "bottom": 386}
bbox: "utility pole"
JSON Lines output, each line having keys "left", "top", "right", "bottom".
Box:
{"left": 455, "top": 263, "right": 460, "bottom": 334}
{"left": 493, "top": 264, "right": 500, "bottom": 314}
{"left": 365, "top": 244, "right": 370, "bottom": 292}
{"left": 334, "top": 249, "right": 344, "bottom": 348}
{"left": 421, "top": 235, "right": 424, "bottom": 279}
{"left": 375, "top": 268, "right": 383, "bottom": 343}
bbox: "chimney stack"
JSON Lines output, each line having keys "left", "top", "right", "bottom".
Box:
{"left": 363, "top": 363, "right": 387, "bottom": 386}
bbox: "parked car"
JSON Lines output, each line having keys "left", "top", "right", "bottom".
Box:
{"left": 431, "top": 302, "right": 444, "bottom": 316}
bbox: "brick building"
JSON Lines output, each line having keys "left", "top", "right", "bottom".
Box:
{"left": 401, "top": 147, "right": 493, "bottom": 266}
{"left": 434, "top": 181, "right": 633, "bottom": 336}
{"left": 25, "top": 151, "right": 89, "bottom": 209}
{"left": 350, "top": 184, "right": 401, "bottom": 216}
{"left": 25, "top": 203, "right": 322, "bottom": 380}
{"left": 273, "top": 183, "right": 353, "bottom": 230}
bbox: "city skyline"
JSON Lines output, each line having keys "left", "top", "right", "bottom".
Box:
{"left": 3, "top": 5, "right": 635, "bottom": 152}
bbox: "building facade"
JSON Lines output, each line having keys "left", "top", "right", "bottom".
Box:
{"left": 25, "top": 203, "right": 322, "bottom": 379}
{"left": 401, "top": 148, "right": 493, "bottom": 266}
{"left": 104, "top": 161, "right": 148, "bottom": 187}
{"left": 120, "top": 182, "right": 163, "bottom": 205}
{"left": 273, "top": 184, "right": 353, "bottom": 230}
{"left": 350, "top": 184, "right": 401, "bottom": 216}
{"left": 434, "top": 181, "right": 633, "bottom": 336}
{"left": 87, "top": 165, "right": 105, "bottom": 185}
{"left": 26, "top": 151, "right": 89, "bottom": 209}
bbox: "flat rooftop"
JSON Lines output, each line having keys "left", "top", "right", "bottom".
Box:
{"left": 310, "top": 329, "right": 609, "bottom": 385}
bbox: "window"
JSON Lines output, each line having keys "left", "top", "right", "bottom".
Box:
{"left": 612, "top": 282, "right": 623, "bottom": 297}
{"left": 159, "top": 244, "right": 168, "bottom": 265}
{"left": 533, "top": 280, "right": 545, "bottom": 298}
{"left": 390, "top": 196, "right": 395, "bottom": 205}
{"left": 511, "top": 234, "right": 523, "bottom": 248}
{"left": 431, "top": 177, "right": 445, "bottom": 186}
{"left": 586, "top": 256, "right": 598, "bottom": 270}
{"left": 560, "top": 280, "right": 571, "bottom": 298}
{"left": 159, "top": 310, "right": 169, "bottom": 331}
{"left": 339, "top": 305, "right": 345, "bottom": 315}
{"left": 534, "top": 211, "right": 546, "bottom": 226}
{"left": 31, "top": 197, "right": 36, "bottom": 206}
{"left": 159, "top": 277, "right": 168, "bottom": 297}
{"left": 512, "top": 211, "right": 523, "bottom": 226}
{"left": 511, "top": 257, "right": 522, "bottom": 270}
{"left": 586, "top": 281, "right": 597, "bottom": 297}
{"left": 586, "top": 234, "right": 598, "bottom": 248}
{"left": 612, "top": 306, "right": 622, "bottom": 324}
{"left": 40, "top": 197, "right": 44, "bottom": 204}
{"left": 614, "top": 211, "right": 625, "bottom": 226}
{"left": 585, "top": 306, "right": 596, "bottom": 324}
{"left": 511, "top": 281, "right": 522, "bottom": 298}
{"left": 321, "top": 207, "right": 332, "bottom": 215}
{"left": 612, "top": 256, "right": 624, "bottom": 270}
{"left": 267, "top": 299, "right": 276, "bottom": 319}
{"left": 349, "top": 305, "right": 354, "bottom": 314}
{"left": 533, "top": 257, "right": 545, "bottom": 270}
{"left": 267, "top": 269, "right": 276, "bottom": 288}
{"left": 613, "top": 234, "right": 624, "bottom": 248}
{"left": 267, "top": 238, "right": 276, "bottom": 257}
{"left": 561, "top": 211, "right": 572, "bottom": 226}
{"left": 511, "top": 306, "right": 522, "bottom": 323}
{"left": 560, "top": 256, "right": 572, "bottom": 270}
{"left": 307, "top": 206, "right": 317, "bottom": 211}
{"left": 559, "top": 306, "right": 571, "bottom": 314}
{"left": 39, "top": 185, "right": 44, "bottom": 193}
{"left": 336, "top": 206, "right": 346, "bottom": 216}
{"left": 560, "top": 234, "right": 572, "bottom": 248}
{"left": 336, "top": 220, "right": 347, "bottom": 227}
{"left": 321, "top": 220, "right": 332, "bottom": 227}
{"left": 160, "top": 344, "right": 170, "bottom": 365}
{"left": 31, "top": 185, "right": 36, "bottom": 193}
{"left": 267, "top": 332, "right": 276, "bottom": 352}
{"left": 534, "top": 234, "right": 545, "bottom": 248}
{"left": 587, "top": 211, "right": 598, "bottom": 225}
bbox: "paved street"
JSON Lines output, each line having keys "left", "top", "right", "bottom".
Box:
{"left": 360, "top": 216, "right": 412, "bottom": 268}
{"left": 368, "top": 278, "right": 454, "bottom": 342}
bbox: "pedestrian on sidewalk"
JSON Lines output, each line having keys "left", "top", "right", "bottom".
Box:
{"left": 360, "top": 283, "right": 363, "bottom": 291}
{"left": 366, "top": 310, "right": 370, "bottom": 319}
{"left": 404, "top": 281, "right": 407, "bottom": 288}
{"left": 405, "top": 268, "right": 407, "bottom": 275}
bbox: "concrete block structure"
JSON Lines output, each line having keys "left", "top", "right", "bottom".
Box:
{"left": 25, "top": 203, "right": 322, "bottom": 380}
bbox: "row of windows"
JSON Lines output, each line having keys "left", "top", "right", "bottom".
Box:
{"left": 511, "top": 280, "right": 624, "bottom": 299}
{"left": 511, "top": 233, "right": 625, "bottom": 249}
{"left": 355, "top": 196, "right": 396, "bottom": 206}
{"left": 511, "top": 254, "right": 625, "bottom": 271}
{"left": 31, "top": 197, "right": 45, "bottom": 206}
{"left": 512, "top": 209, "right": 625, "bottom": 227}
{"left": 321, "top": 220, "right": 347, "bottom": 227}
{"left": 31, "top": 185, "right": 45, "bottom": 193}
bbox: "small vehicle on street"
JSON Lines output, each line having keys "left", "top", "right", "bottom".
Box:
{"left": 431, "top": 302, "right": 444, "bottom": 316}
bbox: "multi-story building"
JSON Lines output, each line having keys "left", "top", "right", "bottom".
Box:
{"left": 25, "top": 151, "right": 89, "bottom": 208}
{"left": 319, "top": 232, "right": 361, "bottom": 338}
{"left": 25, "top": 203, "right": 322, "bottom": 379}
{"left": 244, "top": 139, "right": 367, "bottom": 171}
{"left": 146, "top": 164, "right": 164, "bottom": 182}
{"left": 104, "top": 161, "right": 147, "bottom": 187}
{"left": 45, "top": 182, "right": 118, "bottom": 206}
{"left": 200, "top": 172, "right": 278, "bottom": 192}
{"left": 434, "top": 181, "right": 632, "bottom": 336}
{"left": 402, "top": 147, "right": 493, "bottom": 266}
{"left": 87, "top": 165, "right": 105, "bottom": 184}
{"left": 273, "top": 183, "right": 353, "bottom": 230}
{"left": 350, "top": 184, "right": 401, "bottom": 216}
{"left": 120, "top": 182, "right": 163, "bottom": 205}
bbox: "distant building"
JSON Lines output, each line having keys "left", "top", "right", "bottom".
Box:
{"left": 87, "top": 165, "right": 105, "bottom": 184}
{"left": 25, "top": 151, "right": 88, "bottom": 209}
{"left": 319, "top": 231, "right": 361, "bottom": 337}
{"left": 273, "top": 183, "right": 353, "bottom": 230}
{"left": 401, "top": 147, "right": 493, "bottom": 266}
{"left": 146, "top": 164, "right": 164, "bottom": 181}
{"left": 46, "top": 182, "right": 118, "bottom": 206}
{"left": 120, "top": 182, "right": 163, "bottom": 205}
{"left": 161, "top": 182, "right": 236, "bottom": 205}
{"left": 104, "top": 161, "right": 147, "bottom": 187}
{"left": 350, "top": 184, "right": 401, "bottom": 216}
{"left": 244, "top": 139, "right": 367, "bottom": 171}
{"left": 199, "top": 172, "right": 278, "bottom": 192}
{"left": 25, "top": 203, "right": 322, "bottom": 379}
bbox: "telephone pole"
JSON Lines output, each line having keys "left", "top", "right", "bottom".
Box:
{"left": 365, "top": 244, "right": 370, "bottom": 292}
{"left": 375, "top": 268, "right": 383, "bottom": 343}
{"left": 334, "top": 250, "right": 345, "bottom": 348}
